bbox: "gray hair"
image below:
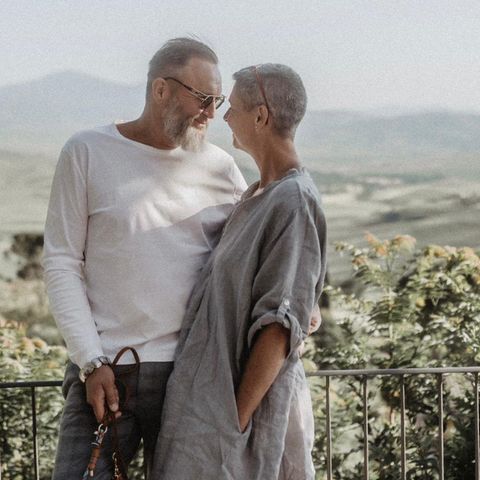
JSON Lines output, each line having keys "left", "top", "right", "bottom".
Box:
{"left": 146, "top": 37, "right": 218, "bottom": 99}
{"left": 232, "top": 64, "right": 307, "bottom": 138}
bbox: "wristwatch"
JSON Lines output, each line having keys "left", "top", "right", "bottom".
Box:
{"left": 79, "top": 356, "right": 111, "bottom": 383}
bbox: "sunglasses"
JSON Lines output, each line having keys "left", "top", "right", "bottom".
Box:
{"left": 164, "top": 77, "right": 225, "bottom": 110}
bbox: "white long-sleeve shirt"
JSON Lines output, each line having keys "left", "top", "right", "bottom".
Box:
{"left": 43, "top": 123, "right": 247, "bottom": 367}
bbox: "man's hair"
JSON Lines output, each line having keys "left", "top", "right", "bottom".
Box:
{"left": 232, "top": 64, "right": 307, "bottom": 138}
{"left": 146, "top": 37, "right": 218, "bottom": 99}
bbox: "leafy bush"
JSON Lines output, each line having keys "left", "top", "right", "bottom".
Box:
{"left": 306, "top": 234, "right": 480, "bottom": 479}
{"left": 0, "top": 279, "right": 60, "bottom": 345}
{"left": 2, "top": 234, "right": 479, "bottom": 478}
{"left": 0, "top": 317, "right": 67, "bottom": 479}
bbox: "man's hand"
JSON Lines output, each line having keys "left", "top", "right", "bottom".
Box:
{"left": 308, "top": 303, "right": 322, "bottom": 335}
{"left": 85, "top": 365, "right": 120, "bottom": 423}
{"left": 298, "top": 304, "right": 323, "bottom": 356}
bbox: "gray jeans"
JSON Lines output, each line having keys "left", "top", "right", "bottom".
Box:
{"left": 52, "top": 361, "right": 173, "bottom": 480}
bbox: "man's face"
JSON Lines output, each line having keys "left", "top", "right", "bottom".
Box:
{"left": 163, "top": 58, "right": 222, "bottom": 151}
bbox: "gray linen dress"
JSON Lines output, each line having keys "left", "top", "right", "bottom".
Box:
{"left": 152, "top": 168, "right": 327, "bottom": 479}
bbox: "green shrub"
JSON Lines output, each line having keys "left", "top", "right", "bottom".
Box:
{"left": 2, "top": 234, "right": 479, "bottom": 478}
{"left": 0, "top": 317, "right": 67, "bottom": 479}
{"left": 307, "top": 235, "right": 480, "bottom": 479}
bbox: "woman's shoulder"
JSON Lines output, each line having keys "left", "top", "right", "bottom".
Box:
{"left": 267, "top": 169, "right": 323, "bottom": 216}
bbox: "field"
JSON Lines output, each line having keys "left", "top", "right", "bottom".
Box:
{"left": 1, "top": 147, "right": 479, "bottom": 286}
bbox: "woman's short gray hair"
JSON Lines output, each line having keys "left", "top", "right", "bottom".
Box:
{"left": 232, "top": 64, "right": 307, "bottom": 138}
{"left": 146, "top": 37, "right": 218, "bottom": 99}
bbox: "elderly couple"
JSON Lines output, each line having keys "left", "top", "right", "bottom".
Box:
{"left": 44, "top": 37, "right": 326, "bottom": 479}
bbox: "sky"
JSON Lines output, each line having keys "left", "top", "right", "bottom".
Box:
{"left": 1, "top": 0, "right": 480, "bottom": 111}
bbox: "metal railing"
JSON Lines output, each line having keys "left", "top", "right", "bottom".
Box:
{"left": 0, "top": 380, "right": 62, "bottom": 480}
{"left": 310, "top": 367, "right": 480, "bottom": 480}
{"left": 2, "top": 367, "right": 480, "bottom": 479}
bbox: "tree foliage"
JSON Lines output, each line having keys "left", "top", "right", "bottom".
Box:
{"left": 1, "top": 234, "right": 479, "bottom": 478}
{"left": 306, "top": 234, "right": 480, "bottom": 479}
{"left": 0, "top": 317, "right": 67, "bottom": 479}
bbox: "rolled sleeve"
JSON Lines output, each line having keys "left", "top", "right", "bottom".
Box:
{"left": 247, "top": 202, "right": 325, "bottom": 355}
{"left": 247, "top": 298, "right": 304, "bottom": 354}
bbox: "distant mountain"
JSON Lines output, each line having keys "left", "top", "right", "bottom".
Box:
{"left": 296, "top": 110, "right": 480, "bottom": 160}
{"left": 1, "top": 71, "right": 480, "bottom": 169}
{"left": 0, "top": 71, "right": 145, "bottom": 153}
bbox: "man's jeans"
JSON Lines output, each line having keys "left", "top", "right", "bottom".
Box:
{"left": 52, "top": 361, "right": 174, "bottom": 480}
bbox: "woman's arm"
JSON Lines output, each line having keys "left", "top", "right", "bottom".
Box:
{"left": 236, "top": 323, "right": 290, "bottom": 432}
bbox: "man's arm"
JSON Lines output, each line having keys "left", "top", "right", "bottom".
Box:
{"left": 43, "top": 145, "right": 119, "bottom": 421}
{"left": 235, "top": 323, "right": 290, "bottom": 432}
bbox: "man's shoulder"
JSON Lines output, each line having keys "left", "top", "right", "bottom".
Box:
{"left": 196, "top": 142, "right": 247, "bottom": 194}
{"left": 202, "top": 142, "right": 234, "bottom": 162}
{"left": 62, "top": 124, "right": 115, "bottom": 154}
{"left": 196, "top": 142, "right": 237, "bottom": 175}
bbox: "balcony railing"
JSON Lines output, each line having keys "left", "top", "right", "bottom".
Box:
{"left": 310, "top": 367, "right": 480, "bottom": 480}
{"left": 0, "top": 380, "right": 62, "bottom": 480}
{"left": 2, "top": 367, "right": 480, "bottom": 479}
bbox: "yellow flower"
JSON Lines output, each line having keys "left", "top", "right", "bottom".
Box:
{"left": 460, "top": 247, "right": 477, "bottom": 258}
{"left": 393, "top": 235, "right": 416, "bottom": 252}
{"left": 428, "top": 245, "right": 448, "bottom": 258}
{"left": 415, "top": 297, "right": 426, "bottom": 308}
{"left": 20, "top": 337, "right": 36, "bottom": 355}
{"left": 445, "top": 246, "right": 457, "bottom": 256}
{"left": 365, "top": 231, "right": 380, "bottom": 246}
{"left": 375, "top": 243, "right": 388, "bottom": 256}
{"left": 353, "top": 255, "right": 368, "bottom": 266}
{"left": 459, "top": 247, "right": 480, "bottom": 268}
{"left": 32, "top": 338, "right": 48, "bottom": 350}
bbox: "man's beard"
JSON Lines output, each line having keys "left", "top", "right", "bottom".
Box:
{"left": 163, "top": 98, "right": 207, "bottom": 152}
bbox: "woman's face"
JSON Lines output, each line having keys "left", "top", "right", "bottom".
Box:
{"left": 223, "top": 84, "right": 256, "bottom": 153}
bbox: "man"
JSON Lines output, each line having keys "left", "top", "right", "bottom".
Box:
{"left": 43, "top": 38, "right": 247, "bottom": 479}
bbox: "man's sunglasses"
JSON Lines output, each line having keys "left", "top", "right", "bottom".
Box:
{"left": 164, "top": 77, "right": 225, "bottom": 110}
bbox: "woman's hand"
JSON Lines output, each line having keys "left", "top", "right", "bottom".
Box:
{"left": 238, "top": 413, "right": 251, "bottom": 433}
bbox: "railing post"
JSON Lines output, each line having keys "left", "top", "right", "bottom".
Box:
{"left": 437, "top": 374, "right": 444, "bottom": 480}
{"left": 400, "top": 374, "right": 406, "bottom": 480}
{"left": 31, "top": 387, "right": 39, "bottom": 480}
{"left": 363, "top": 376, "right": 369, "bottom": 480}
{"left": 326, "top": 376, "right": 332, "bottom": 480}
{"left": 475, "top": 372, "right": 479, "bottom": 480}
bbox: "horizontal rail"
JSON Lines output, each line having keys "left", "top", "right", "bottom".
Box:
{"left": 2, "top": 367, "right": 480, "bottom": 479}
{"left": 308, "top": 366, "right": 480, "bottom": 377}
{"left": 3, "top": 367, "right": 480, "bottom": 387}
{"left": 0, "top": 380, "right": 62, "bottom": 389}
{"left": 308, "top": 367, "right": 480, "bottom": 480}
{"left": 0, "top": 380, "right": 62, "bottom": 480}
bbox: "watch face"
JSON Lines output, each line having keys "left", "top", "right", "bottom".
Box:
{"left": 92, "top": 359, "right": 103, "bottom": 368}
{"left": 79, "top": 357, "right": 110, "bottom": 382}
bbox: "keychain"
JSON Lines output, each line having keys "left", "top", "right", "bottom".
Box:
{"left": 82, "top": 423, "right": 109, "bottom": 478}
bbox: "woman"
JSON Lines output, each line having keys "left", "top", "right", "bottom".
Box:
{"left": 152, "top": 64, "right": 327, "bottom": 479}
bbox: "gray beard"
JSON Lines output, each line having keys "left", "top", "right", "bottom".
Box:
{"left": 163, "top": 98, "right": 207, "bottom": 152}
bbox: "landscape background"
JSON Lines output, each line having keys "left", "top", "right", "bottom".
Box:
{"left": 2, "top": 2, "right": 480, "bottom": 477}
{"left": 1, "top": 70, "right": 479, "bottom": 282}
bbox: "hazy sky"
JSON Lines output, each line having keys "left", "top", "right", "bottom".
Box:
{"left": 2, "top": 0, "right": 480, "bottom": 110}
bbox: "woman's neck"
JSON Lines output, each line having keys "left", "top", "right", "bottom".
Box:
{"left": 253, "top": 138, "right": 301, "bottom": 188}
